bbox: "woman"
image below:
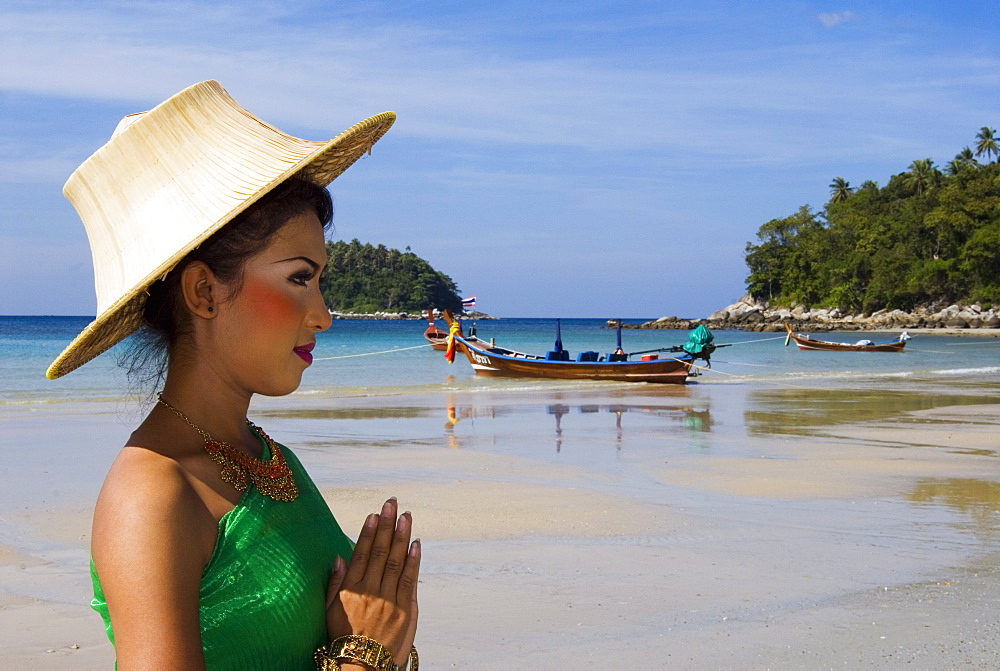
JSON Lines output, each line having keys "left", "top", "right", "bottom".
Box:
{"left": 47, "top": 81, "right": 419, "bottom": 670}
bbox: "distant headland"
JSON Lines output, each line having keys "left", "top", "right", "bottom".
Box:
{"left": 634, "top": 126, "right": 1000, "bottom": 335}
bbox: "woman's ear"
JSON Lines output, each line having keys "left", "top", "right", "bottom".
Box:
{"left": 180, "top": 261, "right": 219, "bottom": 319}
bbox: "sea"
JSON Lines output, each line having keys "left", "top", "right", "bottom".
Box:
{"left": 2, "top": 315, "right": 999, "bottom": 409}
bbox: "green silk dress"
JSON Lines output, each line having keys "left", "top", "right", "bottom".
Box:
{"left": 91, "top": 436, "right": 354, "bottom": 670}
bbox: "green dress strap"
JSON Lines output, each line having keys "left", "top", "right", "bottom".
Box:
{"left": 91, "top": 436, "right": 354, "bottom": 670}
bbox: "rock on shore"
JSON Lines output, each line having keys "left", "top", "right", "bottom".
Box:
{"left": 630, "top": 294, "right": 1000, "bottom": 332}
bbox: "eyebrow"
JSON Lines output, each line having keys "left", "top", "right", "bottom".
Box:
{"left": 277, "top": 256, "right": 323, "bottom": 271}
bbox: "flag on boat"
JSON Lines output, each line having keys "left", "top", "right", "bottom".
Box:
{"left": 462, "top": 296, "right": 477, "bottom": 310}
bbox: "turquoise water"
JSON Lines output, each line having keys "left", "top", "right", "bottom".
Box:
{"left": 2, "top": 315, "right": 999, "bottom": 407}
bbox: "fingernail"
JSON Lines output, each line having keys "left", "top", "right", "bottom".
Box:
{"left": 365, "top": 513, "right": 378, "bottom": 528}
{"left": 381, "top": 498, "right": 395, "bottom": 518}
{"left": 409, "top": 539, "right": 421, "bottom": 557}
{"left": 335, "top": 555, "right": 346, "bottom": 572}
{"left": 397, "top": 514, "right": 409, "bottom": 533}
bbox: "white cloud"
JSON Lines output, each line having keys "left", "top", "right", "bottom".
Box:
{"left": 818, "top": 11, "right": 857, "bottom": 28}
{"left": 0, "top": 2, "right": 983, "bottom": 170}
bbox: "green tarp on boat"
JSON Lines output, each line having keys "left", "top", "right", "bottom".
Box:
{"left": 682, "top": 324, "right": 715, "bottom": 356}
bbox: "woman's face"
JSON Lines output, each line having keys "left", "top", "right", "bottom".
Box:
{"left": 209, "top": 209, "right": 332, "bottom": 397}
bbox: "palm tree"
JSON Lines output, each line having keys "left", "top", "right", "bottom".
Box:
{"left": 974, "top": 126, "right": 998, "bottom": 163}
{"left": 828, "top": 176, "right": 853, "bottom": 203}
{"left": 905, "top": 158, "right": 939, "bottom": 196}
{"left": 859, "top": 179, "right": 879, "bottom": 191}
{"left": 957, "top": 147, "right": 978, "bottom": 164}
{"left": 946, "top": 147, "right": 979, "bottom": 175}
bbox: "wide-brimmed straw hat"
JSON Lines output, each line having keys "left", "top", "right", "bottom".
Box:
{"left": 46, "top": 80, "right": 395, "bottom": 379}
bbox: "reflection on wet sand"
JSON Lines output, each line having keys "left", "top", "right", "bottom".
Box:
{"left": 254, "top": 406, "right": 433, "bottom": 420}
{"left": 544, "top": 403, "right": 713, "bottom": 452}
{"left": 909, "top": 478, "right": 1000, "bottom": 543}
{"left": 439, "top": 394, "right": 713, "bottom": 452}
{"left": 745, "top": 387, "right": 1000, "bottom": 438}
{"left": 252, "top": 386, "right": 717, "bottom": 454}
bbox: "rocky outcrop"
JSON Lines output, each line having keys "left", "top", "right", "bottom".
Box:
{"left": 630, "top": 294, "right": 1000, "bottom": 331}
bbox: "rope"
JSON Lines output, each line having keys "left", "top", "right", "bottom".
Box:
{"left": 313, "top": 344, "right": 429, "bottom": 361}
{"left": 720, "top": 335, "right": 788, "bottom": 346}
{"left": 660, "top": 357, "right": 814, "bottom": 389}
{"left": 691, "top": 364, "right": 819, "bottom": 390}
{"left": 709, "top": 359, "right": 774, "bottom": 368}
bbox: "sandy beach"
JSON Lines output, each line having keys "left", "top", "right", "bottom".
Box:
{"left": 2, "top": 379, "right": 999, "bottom": 669}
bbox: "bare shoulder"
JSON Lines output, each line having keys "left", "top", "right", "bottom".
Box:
{"left": 91, "top": 440, "right": 214, "bottom": 668}
{"left": 93, "top": 440, "right": 217, "bottom": 570}
{"left": 97, "top": 441, "right": 193, "bottom": 513}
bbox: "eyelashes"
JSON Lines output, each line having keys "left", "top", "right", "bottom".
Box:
{"left": 289, "top": 271, "right": 314, "bottom": 286}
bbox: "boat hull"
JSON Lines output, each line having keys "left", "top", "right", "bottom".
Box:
{"left": 785, "top": 325, "right": 908, "bottom": 352}
{"left": 424, "top": 309, "right": 451, "bottom": 349}
{"left": 455, "top": 338, "right": 693, "bottom": 383}
{"left": 425, "top": 328, "right": 449, "bottom": 350}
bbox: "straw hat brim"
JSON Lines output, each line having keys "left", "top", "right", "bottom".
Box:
{"left": 46, "top": 105, "right": 395, "bottom": 380}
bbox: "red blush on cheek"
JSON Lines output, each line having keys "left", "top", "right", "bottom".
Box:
{"left": 241, "top": 279, "right": 298, "bottom": 326}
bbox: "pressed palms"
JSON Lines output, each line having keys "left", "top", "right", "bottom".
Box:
{"left": 828, "top": 176, "right": 853, "bottom": 203}
{"left": 974, "top": 126, "right": 998, "bottom": 163}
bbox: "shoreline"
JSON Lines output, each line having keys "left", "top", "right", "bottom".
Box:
{"left": 635, "top": 294, "right": 1000, "bottom": 333}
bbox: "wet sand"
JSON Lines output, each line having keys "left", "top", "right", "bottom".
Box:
{"left": 1, "top": 382, "right": 999, "bottom": 669}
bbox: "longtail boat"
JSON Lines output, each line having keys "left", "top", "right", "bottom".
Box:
{"left": 443, "top": 315, "right": 720, "bottom": 384}
{"left": 426, "top": 309, "right": 491, "bottom": 350}
{"left": 424, "top": 310, "right": 450, "bottom": 350}
{"left": 784, "top": 324, "right": 911, "bottom": 352}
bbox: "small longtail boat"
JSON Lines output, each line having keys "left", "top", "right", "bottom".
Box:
{"left": 426, "top": 309, "right": 489, "bottom": 350}
{"left": 424, "top": 310, "right": 450, "bottom": 350}
{"left": 443, "top": 315, "right": 719, "bottom": 384}
{"left": 784, "top": 324, "right": 911, "bottom": 352}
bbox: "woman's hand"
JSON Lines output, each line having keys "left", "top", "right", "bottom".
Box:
{"left": 326, "top": 498, "right": 420, "bottom": 667}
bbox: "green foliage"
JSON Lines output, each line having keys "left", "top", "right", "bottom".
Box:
{"left": 320, "top": 239, "right": 463, "bottom": 313}
{"left": 745, "top": 127, "right": 1000, "bottom": 312}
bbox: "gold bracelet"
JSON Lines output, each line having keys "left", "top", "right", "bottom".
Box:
{"left": 315, "top": 635, "right": 396, "bottom": 671}
{"left": 314, "top": 644, "right": 340, "bottom": 671}
{"left": 402, "top": 646, "right": 419, "bottom": 671}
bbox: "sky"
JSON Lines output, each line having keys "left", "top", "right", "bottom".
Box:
{"left": 2, "top": 1, "right": 999, "bottom": 319}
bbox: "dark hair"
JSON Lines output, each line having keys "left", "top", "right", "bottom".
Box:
{"left": 120, "top": 177, "right": 333, "bottom": 392}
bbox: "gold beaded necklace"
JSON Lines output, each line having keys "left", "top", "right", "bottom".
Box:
{"left": 156, "top": 393, "right": 298, "bottom": 502}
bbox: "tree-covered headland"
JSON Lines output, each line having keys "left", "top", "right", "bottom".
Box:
{"left": 745, "top": 126, "right": 1000, "bottom": 313}
{"left": 320, "top": 239, "right": 464, "bottom": 313}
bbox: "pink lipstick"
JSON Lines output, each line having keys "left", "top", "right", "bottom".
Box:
{"left": 293, "top": 342, "right": 315, "bottom": 365}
